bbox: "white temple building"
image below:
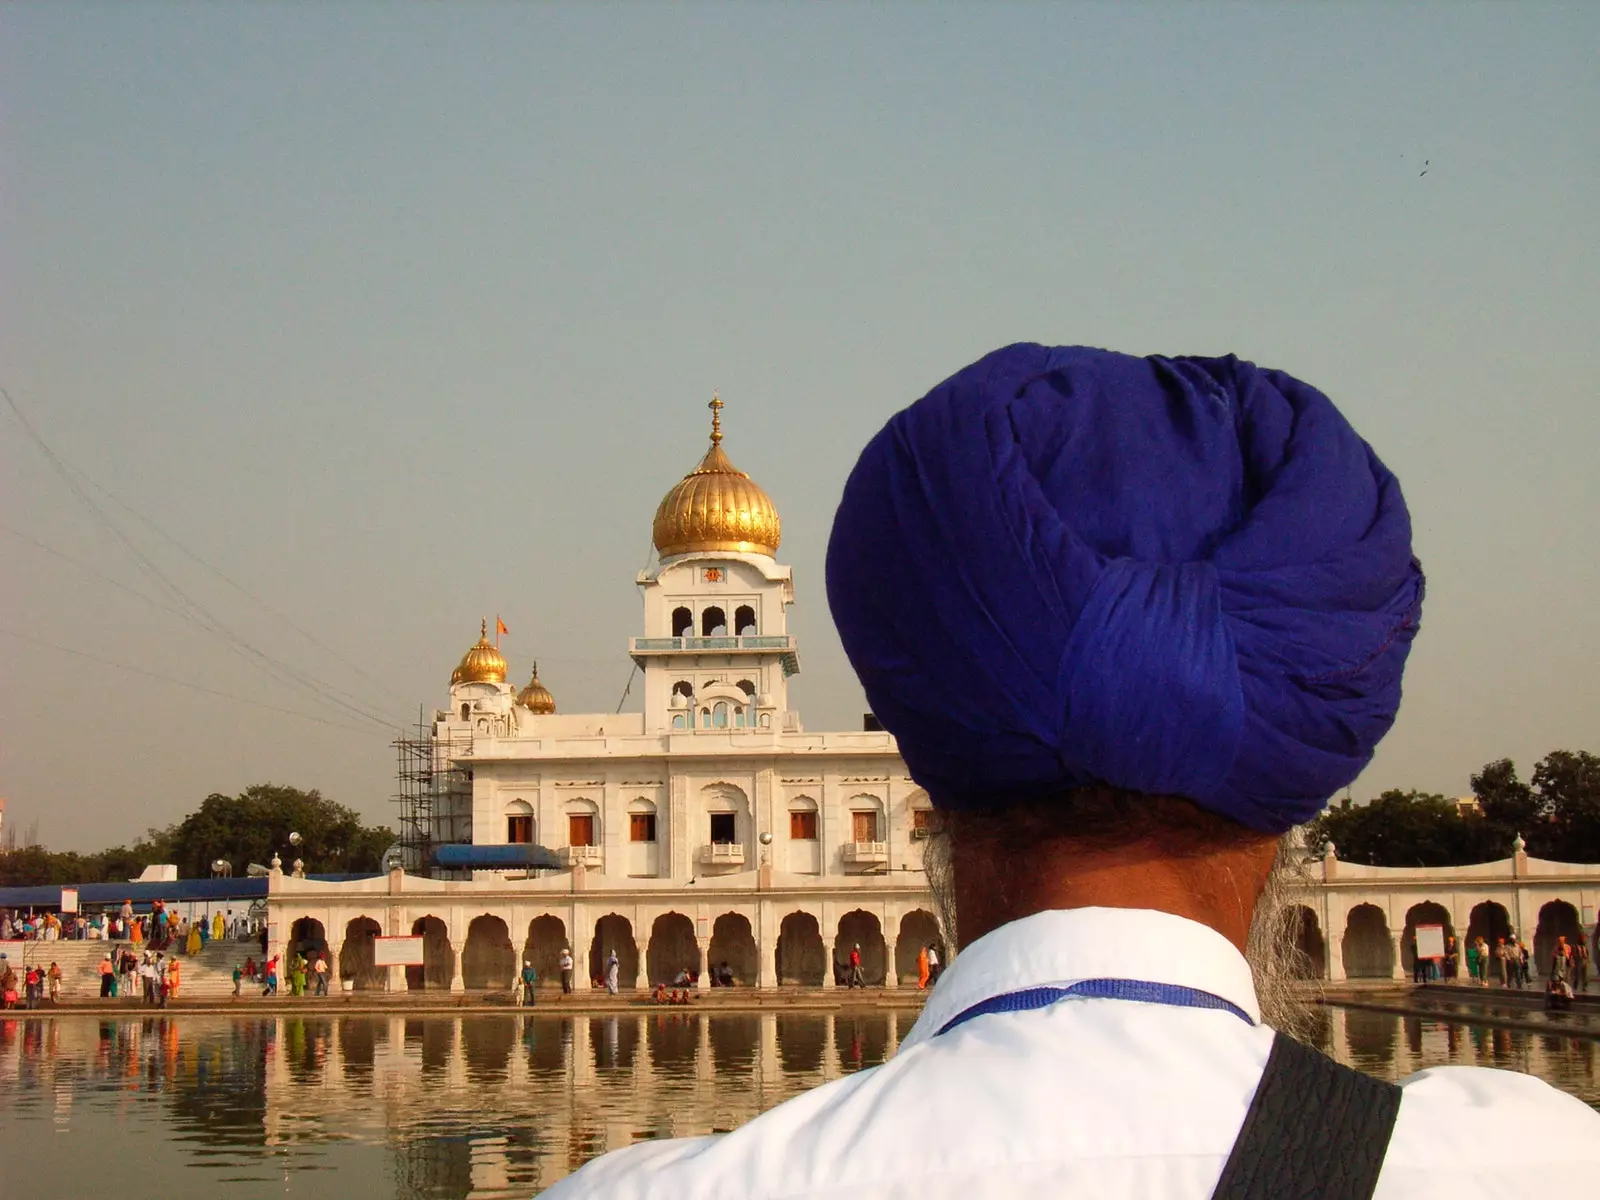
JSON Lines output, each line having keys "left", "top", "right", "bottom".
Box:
{"left": 268, "top": 398, "right": 942, "bottom": 991}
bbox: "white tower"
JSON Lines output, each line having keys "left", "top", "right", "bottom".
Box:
{"left": 632, "top": 396, "right": 800, "bottom": 734}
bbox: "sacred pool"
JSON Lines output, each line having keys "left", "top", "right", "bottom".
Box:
{"left": 3, "top": 1007, "right": 1597, "bottom": 1199}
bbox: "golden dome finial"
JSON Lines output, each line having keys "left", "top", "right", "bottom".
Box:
{"left": 517, "top": 660, "right": 556, "bottom": 714}
{"left": 452, "top": 619, "right": 507, "bottom": 686}
{"left": 651, "top": 392, "right": 781, "bottom": 559}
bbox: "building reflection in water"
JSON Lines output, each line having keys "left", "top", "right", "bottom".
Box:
{"left": 1, "top": 1008, "right": 1596, "bottom": 1198}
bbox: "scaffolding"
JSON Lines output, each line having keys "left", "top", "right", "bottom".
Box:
{"left": 393, "top": 719, "right": 473, "bottom": 876}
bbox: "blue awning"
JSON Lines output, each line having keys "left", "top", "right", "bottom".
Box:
{"left": 431, "top": 843, "right": 562, "bottom": 870}
{"left": 0, "top": 873, "right": 382, "bottom": 912}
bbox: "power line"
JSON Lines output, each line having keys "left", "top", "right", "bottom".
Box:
{"left": 2, "top": 383, "right": 405, "bottom": 731}
{"left": 0, "top": 520, "right": 194, "bottom": 623}
{"left": 87, "top": 477, "right": 409, "bottom": 703}
{"left": 0, "top": 626, "right": 384, "bottom": 736}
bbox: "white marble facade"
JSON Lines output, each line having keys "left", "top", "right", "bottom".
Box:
{"left": 269, "top": 403, "right": 945, "bottom": 990}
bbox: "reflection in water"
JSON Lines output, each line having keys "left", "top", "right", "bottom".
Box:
{"left": 1, "top": 1008, "right": 1595, "bottom": 1199}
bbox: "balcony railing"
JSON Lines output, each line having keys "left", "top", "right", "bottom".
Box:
{"left": 558, "top": 845, "right": 604, "bottom": 869}
{"left": 842, "top": 841, "right": 888, "bottom": 865}
{"left": 700, "top": 842, "right": 746, "bottom": 866}
{"left": 630, "top": 635, "right": 796, "bottom": 653}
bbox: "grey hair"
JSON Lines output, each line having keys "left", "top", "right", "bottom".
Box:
{"left": 924, "top": 821, "right": 1320, "bottom": 1041}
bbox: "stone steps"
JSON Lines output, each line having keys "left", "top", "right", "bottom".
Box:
{"left": 0, "top": 937, "right": 264, "bottom": 999}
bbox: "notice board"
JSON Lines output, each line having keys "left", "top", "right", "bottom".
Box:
{"left": 372, "top": 936, "right": 426, "bottom": 967}
{"left": 1414, "top": 924, "right": 1446, "bottom": 959}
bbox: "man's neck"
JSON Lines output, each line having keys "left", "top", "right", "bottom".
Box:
{"left": 951, "top": 833, "right": 1280, "bottom": 954}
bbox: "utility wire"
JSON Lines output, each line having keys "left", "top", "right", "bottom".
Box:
{"left": 0, "top": 626, "right": 382, "bottom": 735}
{"left": 0, "top": 520, "right": 194, "bottom": 622}
{"left": 86, "top": 476, "right": 408, "bottom": 703}
{"left": 2, "top": 384, "right": 404, "bottom": 731}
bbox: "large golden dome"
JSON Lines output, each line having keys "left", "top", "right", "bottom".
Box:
{"left": 516, "top": 662, "right": 556, "bottom": 714}
{"left": 451, "top": 619, "right": 508, "bottom": 686}
{"left": 652, "top": 395, "right": 781, "bottom": 558}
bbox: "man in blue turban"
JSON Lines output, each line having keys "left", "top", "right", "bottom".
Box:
{"left": 543, "top": 345, "right": 1599, "bottom": 1199}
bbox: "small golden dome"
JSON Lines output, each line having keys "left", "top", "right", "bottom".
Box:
{"left": 516, "top": 662, "right": 556, "bottom": 714}
{"left": 452, "top": 619, "right": 508, "bottom": 685}
{"left": 652, "top": 395, "right": 781, "bottom": 558}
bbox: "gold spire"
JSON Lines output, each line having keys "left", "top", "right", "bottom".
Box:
{"left": 516, "top": 660, "right": 557, "bottom": 714}
{"left": 451, "top": 618, "right": 508, "bottom": 686}
{"left": 651, "top": 395, "right": 781, "bottom": 558}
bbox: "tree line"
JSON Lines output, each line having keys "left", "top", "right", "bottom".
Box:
{"left": 0, "top": 784, "right": 395, "bottom": 888}
{"left": 1307, "top": 750, "right": 1600, "bottom": 868}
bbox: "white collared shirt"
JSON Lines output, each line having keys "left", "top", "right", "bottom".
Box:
{"left": 540, "top": 907, "right": 1600, "bottom": 1199}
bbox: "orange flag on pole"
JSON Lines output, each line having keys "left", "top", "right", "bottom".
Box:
{"left": 496, "top": 616, "right": 509, "bottom": 646}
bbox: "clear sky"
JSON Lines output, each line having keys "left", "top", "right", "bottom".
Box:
{"left": 2, "top": 5, "right": 1595, "bottom": 851}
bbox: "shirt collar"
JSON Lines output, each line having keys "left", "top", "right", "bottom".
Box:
{"left": 900, "top": 907, "right": 1261, "bottom": 1052}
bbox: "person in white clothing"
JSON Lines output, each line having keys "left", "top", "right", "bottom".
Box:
{"left": 542, "top": 345, "right": 1600, "bottom": 1198}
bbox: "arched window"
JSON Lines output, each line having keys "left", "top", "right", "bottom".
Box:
{"left": 460, "top": 703, "right": 470, "bottom": 721}
{"left": 505, "top": 800, "right": 534, "bottom": 845}
{"left": 733, "top": 705, "right": 746, "bottom": 728}
{"left": 628, "top": 798, "right": 658, "bottom": 844}
{"left": 712, "top": 702, "right": 729, "bottom": 728}
{"left": 671, "top": 606, "right": 693, "bottom": 637}
{"left": 702, "top": 606, "right": 727, "bottom": 636}
{"left": 788, "top": 796, "right": 819, "bottom": 840}
{"left": 700, "top": 708, "right": 712, "bottom": 729}
{"left": 672, "top": 680, "right": 695, "bottom": 699}
{"left": 565, "top": 799, "right": 599, "bottom": 847}
{"left": 736, "top": 679, "right": 756, "bottom": 697}
{"left": 734, "top": 605, "right": 757, "bottom": 635}
{"left": 672, "top": 713, "right": 688, "bottom": 730}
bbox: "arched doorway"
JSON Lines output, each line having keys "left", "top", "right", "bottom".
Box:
{"left": 1467, "top": 901, "right": 1513, "bottom": 962}
{"left": 589, "top": 914, "right": 639, "bottom": 989}
{"left": 1341, "top": 904, "right": 1393, "bottom": 979}
{"left": 836, "top": 910, "right": 887, "bottom": 986}
{"left": 1289, "top": 906, "right": 1326, "bottom": 980}
{"left": 895, "top": 910, "right": 944, "bottom": 986}
{"left": 339, "top": 917, "right": 385, "bottom": 990}
{"left": 289, "top": 916, "right": 328, "bottom": 958}
{"left": 462, "top": 915, "right": 515, "bottom": 990}
{"left": 708, "top": 912, "right": 757, "bottom": 986}
{"left": 523, "top": 915, "right": 567, "bottom": 988}
{"left": 1535, "top": 900, "right": 1582, "bottom": 977}
{"left": 646, "top": 912, "right": 698, "bottom": 986}
{"left": 1401, "top": 901, "right": 1453, "bottom": 979}
{"left": 776, "top": 911, "right": 824, "bottom": 986}
{"left": 406, "top": 915, "right": 454, "bottom": 990}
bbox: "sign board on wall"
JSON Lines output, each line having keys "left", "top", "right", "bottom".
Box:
{"left": 372, "top": 936, "right": 426, "bottom": 967}
{"left": 1414, "top": 924, "right": 1446, "bottom": 960}
{"left": 60, "top": 888, "right": 79, "bottom": 914}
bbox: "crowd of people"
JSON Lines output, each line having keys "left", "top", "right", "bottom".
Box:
{"left": 1415, "top": 930, "right": 1591, "bottom": 1008}
{"left": 1, "top": 901, "right": 256, "bottom": 949}
{"left": 0, "top": 955, "right": 62, "bottom": 1008}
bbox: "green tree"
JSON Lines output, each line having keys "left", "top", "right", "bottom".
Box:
{"left": 1307, "top": 789, "right": 1497, "bottom": 867}
{"left": 1470, "top": 758, "right": 1542, "bottom": 843}
{"left": 166, "top": 784, "right": 394, "bottom": 877}
{"left": 1532, "top": 750, "right": 1600, "bottom": 862}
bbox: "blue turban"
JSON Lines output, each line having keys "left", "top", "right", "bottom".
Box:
{"left": 826, "top": 344, "right": 1423, "bottom": 834}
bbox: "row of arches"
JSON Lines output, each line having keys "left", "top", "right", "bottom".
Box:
{"left": 671, "top": 604, "right": 759, "bottom": 638}
{"left": 1293, "top": 898, "right": 1591, "bottom": 980}
{"left": 307, "top": 908, "right": 946, "bottom": 991}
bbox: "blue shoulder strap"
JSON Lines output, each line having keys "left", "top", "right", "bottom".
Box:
{"left": 935, "top": 977, "right": 1253, "bottom": 1037}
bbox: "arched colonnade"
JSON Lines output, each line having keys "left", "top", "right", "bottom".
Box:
{"left": 1310, "top": 887, "right": 1598, "bottom": 982}
{"left": 271, "top": 900, "right": 949, "bottom": 993}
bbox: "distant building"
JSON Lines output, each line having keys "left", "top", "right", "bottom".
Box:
{"left": 271, "top": 397, "right": 940, "bottom": 991}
